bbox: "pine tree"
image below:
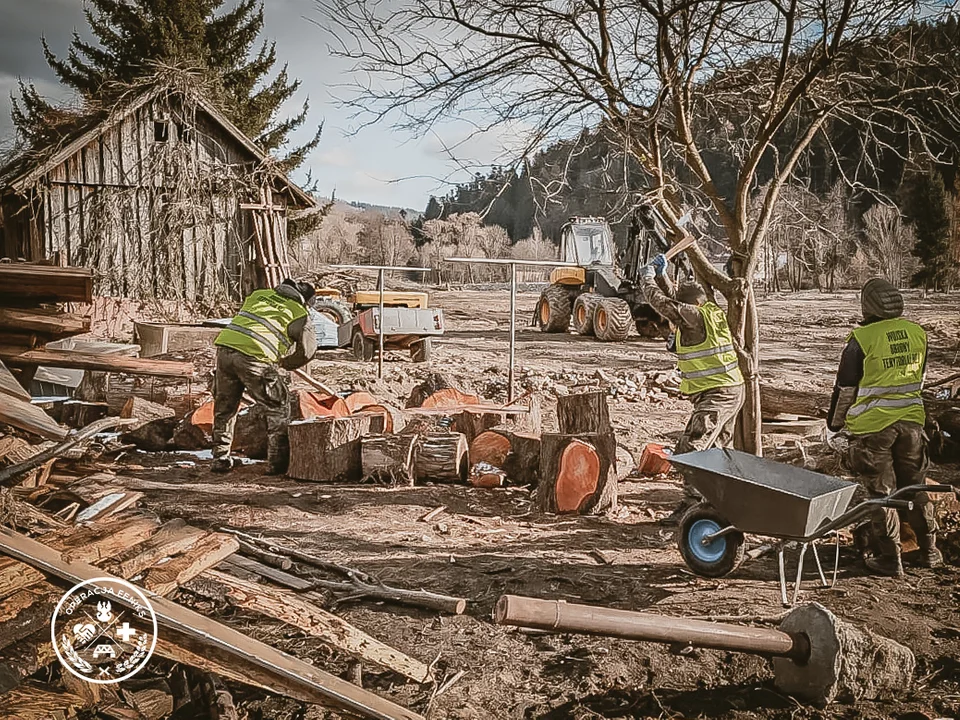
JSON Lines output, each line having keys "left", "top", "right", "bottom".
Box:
{"left": 12, "top": 0, "right": 318, "bottom": 168}
{"left": 906, "top": 168, "right": 955, "bottom": 291}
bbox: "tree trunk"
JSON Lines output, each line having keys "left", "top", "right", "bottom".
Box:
{"left": 287, "top": 416, "right": 374, "bottom": 482}
{"left": 537, "top": 433, "right": 617, "bottom": 515}
{"left": 726, "top": 284, "right": 762, "bottom": 455}
{"left": 556, "top": 391, "right": 611, "bottom": 435}
{"left": 361, "top": 434, "right": 417, "bottom": 485}
{"left": 414, "top": 433, "right": 468, "bottom": 483}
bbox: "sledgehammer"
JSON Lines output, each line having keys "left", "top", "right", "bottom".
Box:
{"left": 494, "top": 595, "right": 914, "bottom": 707}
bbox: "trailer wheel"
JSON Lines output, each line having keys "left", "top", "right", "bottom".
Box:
{"left": 572, "top": 293, "right": 601, "bottom": 336}
{"left": 593, "top": 298, "right": 632, "bottom": 342}
{"left": 410, "top": 338, "right": 432, "bottom": 363}
{"left": 538, "top": 284, "right": 572, "bottom": 333}
{"left": 678, "top": 503, "right": 744, "bottom": 578}
{"left": 314, "top": 297, "right": 353, "bottom": 325}
{"left": 351, "top": 329, "right": 375, "bottom": 362}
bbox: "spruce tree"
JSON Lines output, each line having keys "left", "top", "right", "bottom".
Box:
{"left": 907, "top": 168, "right": 955, "bottom": 290}
{"left": 11, "top": 0, "right": 318, "bottom": 168}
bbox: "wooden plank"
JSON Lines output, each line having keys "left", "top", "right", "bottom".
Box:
{"left": 0, "top": 360, "right": 30, "bottom": 401}
{"left": 140, "top": 533, "right": 239, "bottom": 596}
{"left": 0, "top": 264, "right": 94, "bottom": 303}
{"left": 0, "top": 528, "right": 424, "bottom": 720}
{"left": 0, "top": 308, "right": 90, "bottom": 338}
{"left": 0, "top": 347, "right": 195, "bottom": 378}
{"left": 74, "top": 491, "right": 144, "bottom": 523}
{"left": 0, "top": 393, "right": 69, "bottom": 441}
{"left": 103, "top": 519, "right": 207, "bottom": 579}
{"left": 198, "top": 569, "right": 433, "bottom": 683}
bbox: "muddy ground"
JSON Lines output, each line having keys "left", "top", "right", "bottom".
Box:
{"left": 122, "top": 289, "right": 959, "bottom": 720}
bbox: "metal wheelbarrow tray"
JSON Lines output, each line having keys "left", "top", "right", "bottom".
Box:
{"left": 668, "top": 448, "right": 956, "bottom": 605}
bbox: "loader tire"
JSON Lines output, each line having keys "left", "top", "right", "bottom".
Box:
{"left": 572, "top": 293, "right": 602, "bottom": 336}
{"left": 538, "top": 284, "right": 572, "bottom": 333}
{"left": 314, "top": 297, "right": 353, "bottom": 326}
{"left": 593, "top": 298, "right": 632, "bottom": 342}
{"left": 410, "top": 338, "right": 432, "bottom": 363}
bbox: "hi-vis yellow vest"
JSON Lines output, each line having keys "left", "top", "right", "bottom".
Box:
{"left": 215, "top": 290, "right": 307, "bottom": 363}
{"left": 845, "top": 318, "right": 926, "bottom": 435}
{"left": 676, "top": 303, "right": 744, "bottom": 396}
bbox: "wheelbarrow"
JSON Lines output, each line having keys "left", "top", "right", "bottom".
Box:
{"left": 669, "top": 448, "right": 956, "bottom": 605}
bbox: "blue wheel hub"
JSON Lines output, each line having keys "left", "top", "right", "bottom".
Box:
{"left": 687, "top": 518, "right": 727, "bottom": 564}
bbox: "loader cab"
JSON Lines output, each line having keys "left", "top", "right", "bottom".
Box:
{"left": 560, "top": 218, "right": 614, "bottom": 267}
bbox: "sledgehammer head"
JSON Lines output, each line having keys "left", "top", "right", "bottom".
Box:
{"left": 773, "top": 603, "right": 915, "bottom": 707}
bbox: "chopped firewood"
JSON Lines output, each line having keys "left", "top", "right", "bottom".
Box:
{"left": 288, "top": 415, "right": 374, "bottom": 482}
{"left": 140, "top": 532, "right": 239, "bottom": 596}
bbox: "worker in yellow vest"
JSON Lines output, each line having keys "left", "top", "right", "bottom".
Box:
{"left": 641, "top": 255, "right": 745, "bottom": 514}
{"left": 828, "top": 277, "right": 939, "bottom": 576}
{"left": 212, "top": 279, "right": 318, "bottom": 475}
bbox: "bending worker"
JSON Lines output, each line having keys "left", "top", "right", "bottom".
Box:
{"left": 211, "top": 278, "right": 318, "bottom": 475}
{"left": 641, "top": 254, "right": 745, "bottom": 506}
{"left": 828, "top": 277, "right": 940, "bottom": 576}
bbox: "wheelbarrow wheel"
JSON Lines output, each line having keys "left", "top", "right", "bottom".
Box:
{"left": 678, "top": 503, "right": 745, "bottom": 578}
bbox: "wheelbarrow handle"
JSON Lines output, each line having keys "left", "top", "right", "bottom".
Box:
{"left": 882, "top": 499, "right": 914, "bottom": 511}
{"left": 921, "top": 483, "right": 957, "bottom": 495}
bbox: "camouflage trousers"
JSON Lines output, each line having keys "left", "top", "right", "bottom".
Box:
{"left": 676, "top": 385, "right": 745, "bottom": 499}
{"left": 212, "top": 347, "right": 290, "bottom": 466}
{"left": 845, "top": 420, "right": 937, "bottom": 552}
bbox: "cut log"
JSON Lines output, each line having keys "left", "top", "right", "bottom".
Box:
{"left": 120, "top": 397, "right": 175, "bottom": 427}
{"left": 469, "top": 431, "right": 511, "bottom": 468}
{"left": 405, "top": 373, "right": 455, "bottom": 408}
{"left": 295, "top": 391, "right": 335, "bottom": 420}
{"left": 557, "top": 390, "right": 612, "bottom": 435}
{"left": 760, "top": 384, "right": 830, "bottom": 419}
{"left": 421, "top": 388, "right": 481, "bottom": 409}
{"left": 502, "top": 431, "right": 542, "bottom": 487}
{"left": 287, "top": 415, "right": 374, "bottom": 482}
{"left": 360, "top": 404, "right": 404, "bottom": 434}
{"left": 140, "top": 532, "right": 239, "bottom": 597}
{"left": 124, "top": 416, "right": 178, "bottom": 451}
{"left": 345, "top": 391, "right": 380, "bottom": 413}
{"left": 0, "top": 347, "right": 195, "bottom": 377}
{"left": 538, "top": 433, "right": 618, "bottom": 515}
{"left": 453, "top": 400, "right": 541, "bottom": 442}
{"left": 469, "top": 465, "right": 506, "bottom": 488}
{"left": 190, "top": 400, "right": 216, "bottom": 432}
{"left": 414, "top": 433, "right": 469, "bottom": 483}
{"left": 361, "top": 433, "right": 417, "bottom": 485}
{"left": 0, "top": 307, "right": 90, "bottom": 338}
{"left": 0, "top": 263, "right": 94, "bottom": 304}
{"left": 195, "top": 569, "right": 433, "bottom": 683}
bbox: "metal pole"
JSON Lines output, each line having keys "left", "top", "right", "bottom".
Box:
{"left": 494, "top": 595, "right": 809, "bottom": 662}
{"left": 508, "top": 262, "right": 517, "bottom": 403}
{"left": 378, "top": 267, "right": 385, "bottom": 380}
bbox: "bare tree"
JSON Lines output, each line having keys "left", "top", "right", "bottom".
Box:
{"left": 861, "top": 203, "right": 916, "bottom": 287}
{"left": 323, "top": 0, "right": 960, "bottom": 452}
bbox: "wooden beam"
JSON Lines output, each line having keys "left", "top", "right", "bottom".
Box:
{"left": 0, "top": 360, "right": 30, "bottom": 401}
{"left": 141, "top": 533, "right": 239, "bottom": 596}
{"left": 0, "top": 264, "right": 93, "bottom": 304}
{"left": 0, "top": 528, "right": 425, "bottom": 720}
{"left": 0, "top": 347, "right": 195, "bottom": 378}
{"left": 0, "top": 394, "right": 68, "bottom": 441}
{"left": 0, "top": 308, "right": 90, "bottom": 338}
{"left": 103, "top": 519, "right": 207, "bottom": 579}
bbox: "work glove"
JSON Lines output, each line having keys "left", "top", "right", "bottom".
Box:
{"left": 640, "top": 264, "right": 656, "bottom": 282}
{"left": 652, "top": 253, "right": 668, "bottom": 276}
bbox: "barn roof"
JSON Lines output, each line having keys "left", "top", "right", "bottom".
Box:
{"left": 3, "top": 85, "right": 315, "bottom": 208}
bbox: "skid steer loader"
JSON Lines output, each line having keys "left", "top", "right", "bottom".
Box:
{"left": 534, "top": 204, "right": 689, "bottom": 342}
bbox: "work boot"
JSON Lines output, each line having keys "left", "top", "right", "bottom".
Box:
{"left": 865, "top": 553, "right": 904, "bottom": 578}
{"left": 916, "top": 536, "right": 944, "bottom": 568}
{"left": 211, "top": 456, "right": 236, "bottom": 474}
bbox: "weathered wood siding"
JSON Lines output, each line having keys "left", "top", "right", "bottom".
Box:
{"left": 4, "top": 93, "right": 292, "bottom": 302}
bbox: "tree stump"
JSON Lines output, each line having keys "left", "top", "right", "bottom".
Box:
{"left": 538, "top": 433, "right": 617, "bottom": 515}
{"left": 288, "top": 415, "right": 374, "bottom": 482}
{"left": 557, "top": 391, "right": 612, "bottom": 435}
{"left": 414, "top": 433, "right": 469, "bottom": 483}
{"left": 469, "top": 431, "right": 512, "bottom": 468}
{"left": 361, "top": 434, "right": 418, "bottom": 485}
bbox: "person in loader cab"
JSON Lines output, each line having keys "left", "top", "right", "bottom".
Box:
{"left": 640, "top": 254, "right": 745, "bottom": 508}
{"left": 211, "top": 279, "right": 318, "bottom": 475}
{"left": 827, "top": 278, "right": 940, "bottom": 576}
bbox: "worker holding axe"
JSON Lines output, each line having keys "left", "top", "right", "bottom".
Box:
{"left": 640, "top": 241, "right": 744, "bottom": 521}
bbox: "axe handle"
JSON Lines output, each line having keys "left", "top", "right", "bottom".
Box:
{"left": 663, "top": 235, "right": 697, "bottom": 261}
{"left": 294, "top": 367, "right": 338, "bottom": 397}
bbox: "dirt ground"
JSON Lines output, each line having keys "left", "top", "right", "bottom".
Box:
{"left": 122, "top": 289, "right": 960, "bottom": 720}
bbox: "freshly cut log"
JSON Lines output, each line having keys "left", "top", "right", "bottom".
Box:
{"left": 0, "top": 307, "right": 90, "bottom": 338}
{"left": 0, "top": 264, "right": 94, "bottom": 304}
{"left": 759, "top": 384, "right": 829, "bottom": 419}
{"left": 469, "top": 431, "right": 511, "bottom": 468}
{"left": 0, "top": 347, "right": 195, "bottom": 378}
{"left": 502, "top": 431, "right": 542, "bottom": 487}
{"left": 538, "top": 433, "right": 617, "bottom": 515}
{"left": 295, "top": 391, "right": 335, "bottom": 420}
{"left": 414, "top": 433, "right": 469, "bottom": 483}
{"left": 361, "top": 434, "right": 417, "bottom": 485}
{"left": 190, "top": 400, "right": 216, "bottom": 432}
{"left": 421, "top": 388, "right": 481, "bottom": 409}
{"left": 405, "top": 373, "right": 455, "bottom": 408}
{"left": 287, "top": 415, "right": 374, "bottom": 482}
{"left": 120, "top": 397, "right": 175, "bottom": 427}
{"left": 360, "top": 404, "right": 404, "bottom": 434}
{"left": 453, "top": 400, "right": 541, "bottom": 441}
{"left": 345, "top": 391, "right": 380, "bottom": 413}
{"left": 557, "top": 390, "right": 611, "bottom": 435}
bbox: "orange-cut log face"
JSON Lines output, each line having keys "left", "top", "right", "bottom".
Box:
{"left": 190, "top": 400, "right": 216, "bottom": 431}
{"left": 555, "top": 439, "right": 600, "bottom": 512}
{"left": 421, "top": 388, "right": 481, "bottom": 408}
{"left": 470, "top": 431, "right": 512, "bottom": 468}
{"left": 344, "top": 391, "right": 379, "bottom": 413}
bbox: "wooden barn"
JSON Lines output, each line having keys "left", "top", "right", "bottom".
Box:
{"left": 0, "top": 84, "right": 315, "bottom": 303}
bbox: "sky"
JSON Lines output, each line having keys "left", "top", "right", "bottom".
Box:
{"left": 0, "top": 0, "right": 508, "bottom": 210}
